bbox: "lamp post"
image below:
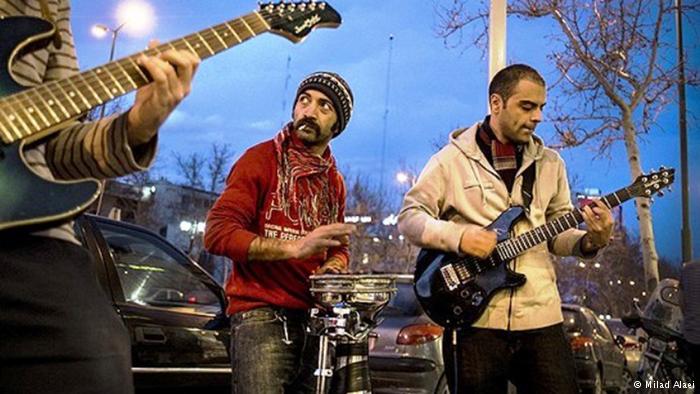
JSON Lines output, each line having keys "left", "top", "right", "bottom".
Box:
{"left": 91, "top": 22, "right": 126, "bottom": 118}
{"left": 91, "top": 0, "right": 154, "bottom": 217}
{"left": 180, "top": 220, "right": 206, "bottom": 256}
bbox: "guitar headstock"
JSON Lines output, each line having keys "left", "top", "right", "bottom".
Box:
{"left": 258, "top": 1, "right": 341, "bottom": 43}
{"left": 628, "top": 167, "right": 675, "bottom": 199}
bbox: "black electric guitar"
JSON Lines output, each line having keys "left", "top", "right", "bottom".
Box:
{"left": 414, "top": 168, "right": 675, "bottom": 328}
{"left": 0, "top": 1, "right": 340, "bottom": 232}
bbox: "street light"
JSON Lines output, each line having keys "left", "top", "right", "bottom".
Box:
{"left": 91, "top": 20, "right": 127, "bottom": 217}
{"left": 180, "top": 220, "right": 205, "bottom": 255}
{"left": 92, "top": 1, "right": 154, "bottom": 217}
{"left": 396, "top": 171, "right": 416, "bottom": 186}
{"left": 116, "top": 0, "right": 156, "bottom": 38}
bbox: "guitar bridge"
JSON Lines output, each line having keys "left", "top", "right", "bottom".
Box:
{"left": 440, "top": 264, "right": 460, "bottom": 291}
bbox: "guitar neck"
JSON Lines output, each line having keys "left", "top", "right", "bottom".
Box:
{"left": 496, "top": 186, "right": 633, "bottom": 261}
{"left": 0, "top": 12, "right": 269, "bottom": 145}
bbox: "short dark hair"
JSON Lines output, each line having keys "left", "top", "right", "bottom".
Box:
{"left": 489, "top": 64, "right": 545, "bottom": 104}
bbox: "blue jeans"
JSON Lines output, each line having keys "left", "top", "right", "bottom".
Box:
{"left": 443, "top": 323, "right": 578, "bottom": 394}
{"left": 230, "top": 307, "right": 318, "bottom": 394}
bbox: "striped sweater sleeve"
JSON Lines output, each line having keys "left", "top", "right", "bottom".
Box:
{"left": 2, "top": 0, "right": 157, "bottom": 180}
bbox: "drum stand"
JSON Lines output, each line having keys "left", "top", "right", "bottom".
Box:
{"left": 310, "top": 303, "right": 374, "bottom": 394}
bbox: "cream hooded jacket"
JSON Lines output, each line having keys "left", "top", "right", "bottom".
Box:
{"left": 398, "top": 122, "right": 593, "bottom": 330}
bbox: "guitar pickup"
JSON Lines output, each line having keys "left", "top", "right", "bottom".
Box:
{"left": 440, "top": 264, "right": 460, "bottom": 291}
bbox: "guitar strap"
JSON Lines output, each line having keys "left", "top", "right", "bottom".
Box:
{"left": 38, "top": 0, "right": 63, "bottom": 49}
{"left": 521, "top": 161, "right": 536, "bottom": 214}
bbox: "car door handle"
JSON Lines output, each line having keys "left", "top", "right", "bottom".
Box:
{"left": 135, "top": 327, "right": 167, "bottom": 344}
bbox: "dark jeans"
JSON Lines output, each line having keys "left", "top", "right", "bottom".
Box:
{"left": 443, "top": 323, "right": 578, "bottom": 394}
{"left": 230, "top": 306, "right": 318, "bottom": 394}
{"left": 0, "top": 236, "right": 133, "bottom": 394}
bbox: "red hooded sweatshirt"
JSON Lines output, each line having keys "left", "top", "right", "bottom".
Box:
{"left": 204, "top": 126, "right": 348, "bottom": 315}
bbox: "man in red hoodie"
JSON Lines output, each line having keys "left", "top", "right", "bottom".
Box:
{"left": 205, "top": 71, "right": 356, "bottom": 394}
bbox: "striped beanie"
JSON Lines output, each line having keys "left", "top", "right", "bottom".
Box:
{"left": 295, "top": 71, "right": 354, "bottom": 137}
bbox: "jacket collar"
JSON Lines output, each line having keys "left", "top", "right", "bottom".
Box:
{"left": 449, "top": 121, "right": 545, "bottom": 177}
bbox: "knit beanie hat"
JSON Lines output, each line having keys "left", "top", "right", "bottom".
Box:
{"left": 295, "top": 71, "right": 354, "bottom": 137}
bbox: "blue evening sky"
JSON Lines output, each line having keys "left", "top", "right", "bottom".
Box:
{"left": 69, "top": 0, "right": 699, "bottom": 263}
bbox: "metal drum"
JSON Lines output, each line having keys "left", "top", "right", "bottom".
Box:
{"left": 308, "top": 274, "right": 397, "bottom": 394}
{"left": 309, "top": 274, "right": 397, "bottom": 322}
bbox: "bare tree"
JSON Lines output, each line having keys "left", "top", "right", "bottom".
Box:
{"left": 207, "top": 144, "right": 235, "bottom": 193}
{"left": 174, "top": 143, "right": 235, "bottom": 193}
{"left": 435, "top": 0, "right": 699, "bottom": 291}
{"left": 174, "top": 151, "right": 206, "bottom": 189}
{"left": 345, "top": 173, "right": 419, "bottom": 273}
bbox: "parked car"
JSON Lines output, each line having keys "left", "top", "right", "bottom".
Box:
{"left": 369, "top": 275, "right": 449, "bottom": 394}
{"left": 75, "top": 215, "right": 231, "bottom": 393}
{"left": 562, "top": 304, "right": 630, "bottom": 394}
{"left": 606, "top": 317, "right": 645, "bottom": 375}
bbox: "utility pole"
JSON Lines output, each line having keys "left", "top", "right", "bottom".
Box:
{"left": 379, "top": 35, "right": 394, "bottom": 195}
{"left": 281, "top": 55, "right": 292, "bottom": 127}
{"left": 488, "top": 0, "right": 507, "bottom": 83}
{"left": 676, "top": 0, "right": 692, "bottom": 263}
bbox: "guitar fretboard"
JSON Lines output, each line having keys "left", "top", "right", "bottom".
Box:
{"left": 495, "top": 187, "right": 633, "bottom": 261}
{"left": 0, "top": 11, "right": 273, "bottom": 144}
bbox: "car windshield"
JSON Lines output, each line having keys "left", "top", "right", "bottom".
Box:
{"left": 381, "top": 282, "right": 423, "bottom": 317}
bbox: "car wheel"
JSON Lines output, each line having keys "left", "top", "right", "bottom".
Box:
{"left": 594, "top": 370, "right": 604, "bottom": 394}
{"left": 616, "top": 369, "right": 634, "bottom": 394}
{"left": 435, "top": 374, "right": 450, "bottom": 394}
{"left": 584, "top": 370, "right": 604, "bottom": 394}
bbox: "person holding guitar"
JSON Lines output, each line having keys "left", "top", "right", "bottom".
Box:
{"left": 398, "top": 64, "right": 614, "bottom": 393}
{"left": 204, "top": 72, "right": 356, "bottom": 394}
{"left": 0, "top": 1, "right": 199, "bottom": 392}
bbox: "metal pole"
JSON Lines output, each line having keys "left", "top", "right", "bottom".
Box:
{"left": 315, "top": 334, "right": 332, "bottom": 394}
{"left": 676, "top": 0, "right": 692, "bottom": 263}
{"left": 379, "top": 35, "right": 394, "bottom": 196}
{"left": 488, "top": 0, "right": 507, "bottom": 83}
{"left": 95, "top": 22, "right": 126, "bottom": 215}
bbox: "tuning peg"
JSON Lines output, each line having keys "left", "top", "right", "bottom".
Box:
{"left": 659, "top": 165, "right": 666, "bottom": 171}
{"left": 657, "top": 191, "right": 664, "bottom": 197}
{"left": 650, "top": 197, "right": 655, "bottom": 204}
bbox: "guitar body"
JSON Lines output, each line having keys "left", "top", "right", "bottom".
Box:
{"left": 0, "top": 17, "right": 100, "bottom": 232}
{"left": 414, "top": 206, "right": 528, "bottom": 328}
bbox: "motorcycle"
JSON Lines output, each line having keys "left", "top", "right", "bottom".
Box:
{"left": 622, "top": 279, "right": 694, "bottom": 393}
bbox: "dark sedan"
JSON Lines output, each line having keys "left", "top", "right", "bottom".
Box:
{"left": 75, "top": 215, "right": 231, "bottom": 393}
{"left": 562, "top": 304, "right": 629, "bottom": 394}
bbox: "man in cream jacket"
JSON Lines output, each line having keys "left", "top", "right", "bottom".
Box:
{"left": 398, "top": 64, "right": 614, "bottom": 394}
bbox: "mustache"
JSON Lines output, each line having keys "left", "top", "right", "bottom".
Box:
{"left": 294, "top": 117, "right": 320, "bottom": 134}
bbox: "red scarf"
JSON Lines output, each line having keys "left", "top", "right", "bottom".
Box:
{"left": 478, "top": 119, "right": 519, "bottom": 191}
{"left": 268, "top": 124, "right": 340, "bottom": 233}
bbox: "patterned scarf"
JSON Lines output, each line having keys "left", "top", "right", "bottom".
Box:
{"left": 478, "top": 117, "right": 520, "bottom": 191}
{"left": 267, "top": 124, "right": 340, "bottom": 233}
